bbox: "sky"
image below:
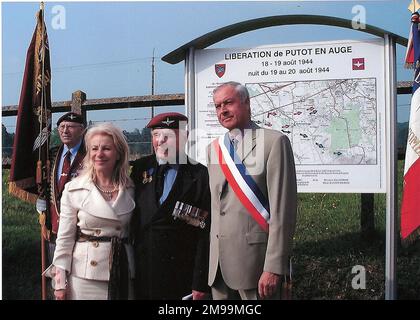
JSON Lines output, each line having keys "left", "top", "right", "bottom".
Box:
{"left": 1, "top": 0, "right": 416, "bottom": 133}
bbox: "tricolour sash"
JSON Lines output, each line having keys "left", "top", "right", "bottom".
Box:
{"left": 212, "top": 134, "right": 270, "bottom": 232}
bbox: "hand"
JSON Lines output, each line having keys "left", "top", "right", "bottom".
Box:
{"left": 36, "top": 198, "right": 47, "bottom": 213}
{"left": 192, "top": 290, "right": 208, "bottom": 300}
{"left": 54, "top": 289, "right": 66, "bottom": 300}
{"left": 41, "top": 225, "right": 50, "bottom": 241}
{"left": 258, "top": 271, "right": 280, "bottom": 299}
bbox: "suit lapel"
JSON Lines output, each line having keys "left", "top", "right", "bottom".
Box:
{"left": 52, "top": 145, "right": 64, "bottom": 203}
{"left": 72, "top": 177, "right": 120, "bottom": 221}
{"left": 112, "top": 185, "right": 135, "bottom": 216}
{"left": 237, "top": 122, "right": 259, "bottom": 163}
{"left": 68, "top": 141, "right": 85, "bottom": 179}
{"left": 138, "top": 159, "right": 160, "bottom": 226}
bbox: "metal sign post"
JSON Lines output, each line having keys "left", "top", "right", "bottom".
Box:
{"left": 384, "top": 33, "right": 398, "bottom": 300}
{"left": 185, "top": 47, "right": 196, "bottom": 158}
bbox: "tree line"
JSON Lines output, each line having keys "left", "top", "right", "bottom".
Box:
{"left": 2, "top": 124, "right": 152, "bottom": 161}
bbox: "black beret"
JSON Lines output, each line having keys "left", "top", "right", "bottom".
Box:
{"left": 56, "top": 112, "right": 85, "bottom": 126}
{"left": 146, "top": 112, "right": 188, "bottom": 129}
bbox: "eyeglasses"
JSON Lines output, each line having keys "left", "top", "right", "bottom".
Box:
{"left": 58, "top": 124, "right": 83, "bottom": 132}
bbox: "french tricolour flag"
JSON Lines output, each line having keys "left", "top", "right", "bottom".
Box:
{"left": 401, "top": 12, "right": 420, "bottom": 246}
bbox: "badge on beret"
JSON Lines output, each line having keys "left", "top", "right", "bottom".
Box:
{"left": 56, "top": 112, "right": 85, "bottom": 126}
{"left": 172, "top": 201, "right": 208, "bottom": 229}
{"left": 146, "top": 112, "right": 188, "bottom": 129}
{"left": 162, "top": 118, "right": 175, "bottom": 126}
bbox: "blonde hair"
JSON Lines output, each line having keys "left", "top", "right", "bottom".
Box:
{"left": 81, "top": 122, "right": 131, "bottom": 188}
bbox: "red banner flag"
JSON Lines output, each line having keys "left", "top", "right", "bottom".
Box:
{"left": 8, "top": 7, "right": 52, "bottom": 206}
{"left": 401, "top": 12, "right": 420, "bottom": 246}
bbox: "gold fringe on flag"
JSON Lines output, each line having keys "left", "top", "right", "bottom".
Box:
{"left": 8, "top": 181, "right": 38, "bottom": 204}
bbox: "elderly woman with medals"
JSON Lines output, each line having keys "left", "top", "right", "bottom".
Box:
{"left": 44, "top": 122, "right": 135, "bottom": 300}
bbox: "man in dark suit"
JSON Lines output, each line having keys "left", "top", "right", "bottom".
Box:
{"left": 36, "top": 112, "right": 86, "bottom": 299}
{"left": 131, "top": 112, "right": 210, "bottom": 300}
{"left": 38, "top": 112, "right": 86, "bottom": 262}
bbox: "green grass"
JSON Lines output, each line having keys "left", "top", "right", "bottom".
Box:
{"left": 2, "top": 162, "right": 420, "bottom": 299}
{"left": 3, "top": 170, "right": 42, "bottom": 300}
{"left": 294, "top": 192, "right": 386, "bottom": 299}
{"left": 292, "top": 160, "right": 420, "bottom": 299}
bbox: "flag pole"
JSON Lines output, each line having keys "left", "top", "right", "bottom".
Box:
{"left": 36, "top": 2, "right": 49, "bottom": 300}
{"left": 39, "top": 2, "right": 48, "bottom": 300}
{"left": 384, "top": 33, "right": 398, "bottom": 300}
{"left": 8, "top": 0, "right": 53, "bottom": 299}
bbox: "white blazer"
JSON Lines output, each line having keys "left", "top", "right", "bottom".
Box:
{"left": 52, "top": 175, "right": 136, "bottom": 281}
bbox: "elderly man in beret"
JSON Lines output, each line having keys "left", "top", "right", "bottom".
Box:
{"left": 130, "top": 112, "right": 211, "bottom": 300}
{"left": 38, "top": 112, "right": 86, "bottom": 266}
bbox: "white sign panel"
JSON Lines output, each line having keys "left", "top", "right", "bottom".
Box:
{"left": 193, "top": 39, "right": 386, "bottom": 193}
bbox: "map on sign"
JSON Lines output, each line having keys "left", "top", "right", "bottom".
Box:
{"left": 194, "top": 39, "right": 387, "bottom": 192}
{"left": 247, "top": 78, "right": 377, "bottom": 166}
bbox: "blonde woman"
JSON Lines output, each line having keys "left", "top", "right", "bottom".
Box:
{"left": 45, "top": 122, "right": 135, "bottom": 300}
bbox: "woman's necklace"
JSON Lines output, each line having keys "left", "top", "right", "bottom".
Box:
{"left": 95, "top": 182, "right": 118, "bottom": 201}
